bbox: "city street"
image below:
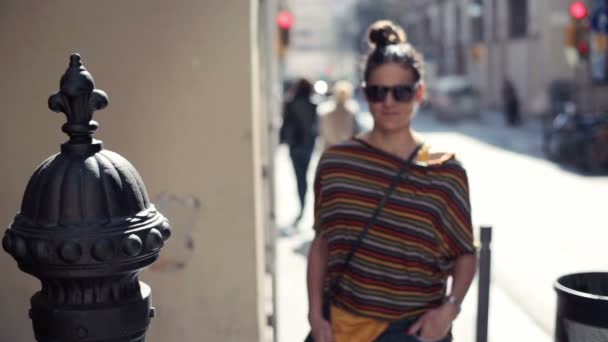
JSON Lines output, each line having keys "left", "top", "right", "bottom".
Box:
{"left": 273, "top": 111, "right": 608, "bottom": 341}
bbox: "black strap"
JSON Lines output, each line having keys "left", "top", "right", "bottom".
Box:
{"left": 329, "top": 143, "right": 423, "bottom": 297}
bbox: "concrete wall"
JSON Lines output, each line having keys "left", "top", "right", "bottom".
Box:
{"left": 0, "top": 1, "right": 271, "bottom": 341}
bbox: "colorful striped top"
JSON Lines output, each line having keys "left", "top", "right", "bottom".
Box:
{"left": 313, "top": 138, "right": 475, "bottom": 321}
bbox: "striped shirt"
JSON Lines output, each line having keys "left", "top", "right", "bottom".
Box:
{"left": 314, "top": 138, "right": 475, "bottom": 321}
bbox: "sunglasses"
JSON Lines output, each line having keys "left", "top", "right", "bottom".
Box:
{"left": 363, "top": 84, "right": 419, "bottom": 103}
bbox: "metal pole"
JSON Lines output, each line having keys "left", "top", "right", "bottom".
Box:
{"left": 476, "top": 226, "right": 492, "bottom": 342}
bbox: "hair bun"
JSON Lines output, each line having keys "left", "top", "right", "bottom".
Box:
{"left": 367, "top": 20, "right": 407, "bottom": 49}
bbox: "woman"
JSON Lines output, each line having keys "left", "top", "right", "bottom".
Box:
{"left": 306, "top": 21, "right": 477, "bottom": 342}
{"left": 319, "top": 80, "right": 359, "bottom": 149}
{"left": 280, "top": 78, "right": 318, "bottom": 225}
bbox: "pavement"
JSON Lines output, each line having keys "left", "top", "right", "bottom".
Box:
{"left": 271, "top": 110, "right": 554, "bottom": 342}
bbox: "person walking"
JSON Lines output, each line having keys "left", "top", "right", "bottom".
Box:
{"left": 306, "top": 20, "right": 476, "bottom": 342}
{"left": 280, "top": 78, "right": 318, "bottom": 225}
{"left": 502, "top": 78, "right": 521, "bottom": 126}
{"left": 319, "top": 80, "right": 360, "bottom": 149}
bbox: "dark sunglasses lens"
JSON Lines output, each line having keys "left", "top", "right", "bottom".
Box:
{"left": 365, "top": 86, "right": 386, "bottom": 102}
{"left": 393, "top": 86, "right": 415, "bottom": 102}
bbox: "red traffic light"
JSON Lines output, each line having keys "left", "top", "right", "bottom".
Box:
{"left": 570, "top": 2, "right": 588, "bottom": 20}
{"left": 277, "top": 11, "right": 295, "bottom": 30}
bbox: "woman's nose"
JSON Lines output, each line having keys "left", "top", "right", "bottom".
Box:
{"left": 383, "top": 91, "right": 395, "bottom": 105}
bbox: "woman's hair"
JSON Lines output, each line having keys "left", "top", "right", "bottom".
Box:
{"left": 363, "top": 20, "right": 425, "bottom": 84}
{"left": 291, "top": 78, "right": 313, "bottom": 99}
{"left": 333, "top": 80, "right": 353, "bottom": 105}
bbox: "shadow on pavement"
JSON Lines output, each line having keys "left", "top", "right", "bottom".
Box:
{"left": 293, "top": 240, "right": 311, "bottom": 258}
{"left": 277, "top": 225, "right": 300, "bottom": 238}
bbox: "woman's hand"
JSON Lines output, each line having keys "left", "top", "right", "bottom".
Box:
{"left": 309, "top": 314, "right": 333, "bottom": 342}
{"left": 407, "top": 303, "right": 459, "bottom": 341}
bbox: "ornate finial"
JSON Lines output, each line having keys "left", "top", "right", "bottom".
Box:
{"left": 48, "top": 54, "right": 109, "bottom": 147}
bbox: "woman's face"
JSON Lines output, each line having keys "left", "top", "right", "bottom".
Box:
{"left": 365, "top": 63, "right": 425, "bottom": 133}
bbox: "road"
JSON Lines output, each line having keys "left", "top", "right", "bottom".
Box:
{"left": 273, "top": 111, "right": 608, "bottom": 341}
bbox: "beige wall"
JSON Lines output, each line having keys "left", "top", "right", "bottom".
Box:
{"left": 0, "top": 1, "right": 271, "bottom": 341}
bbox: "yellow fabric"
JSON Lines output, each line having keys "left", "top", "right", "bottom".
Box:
{"left": 417, "top": 143, "right": 453, "bottom": 165}
{"left": 331, "top": 305, "right": 389, "bottom": 342}
{"left": 418, "top": 143, "right": 430, "bottom": 162}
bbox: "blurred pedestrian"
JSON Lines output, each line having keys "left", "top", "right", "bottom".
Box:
{"left": 319, "top": 80, "right": 360, "bottom": 149}
{"left": 306, "top": 20, "right": 476, "bottom": 342}
{"left": 280, "top": 78, "right": 318, "bottom": 226}
{"left": 502, "top": 78, "right": 521, "bottom": 126}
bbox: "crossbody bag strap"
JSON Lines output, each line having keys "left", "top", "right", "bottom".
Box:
{"left": 329, "top": 143, "right": 423, "bottom": 297}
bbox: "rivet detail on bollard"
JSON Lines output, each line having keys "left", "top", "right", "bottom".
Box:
{"left": 13, "top": 236, "right": 28, "bottom": 259}
{"left": 160, "top": 219, "right": 172, "bottom": 241}
{"left": 59, "top": 241, "right": 83, "bottom": 263}
{"left": 122, "top": 234, "right": 142, "bottom": 257}
{"left": 92, "top": 238, "right": 115, "bottom": 262}
{"left": 146, "top": 228, "right": 163, "bottom": 251}
{"left": 2, "top": 232, "right": 12, "bottom": 254}
{"left": 33, "top": 240, "right": 50, "bottom": 263}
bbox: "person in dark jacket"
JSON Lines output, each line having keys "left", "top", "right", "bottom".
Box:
{"left": 502, "top": 79, "right": 521, "bottom": 126}
{"left": 280, "top": 78, "right": 318, "bottom": 225}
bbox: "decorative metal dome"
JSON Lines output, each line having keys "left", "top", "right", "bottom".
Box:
{"left": 3, "top": 54, "right": 170, "bottom": 278}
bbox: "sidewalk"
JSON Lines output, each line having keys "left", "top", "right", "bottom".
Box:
{"left": 273, "top": 144, "right": 551, "bottom": 342}
{"left": 414, "top": 109, "right": 546, "bottom": 159}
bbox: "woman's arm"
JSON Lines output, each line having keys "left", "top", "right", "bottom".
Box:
{"left": 448, "top": 253, "right": 477, "bottom": 309}
{"left": 307, "top": 233, "right": 333, "bottom": 342}
{"left": 307, "top": 233, "right": 329, "bottom": 321}
{"left": 407, "top": 253, "right": 477, "bottom": 339}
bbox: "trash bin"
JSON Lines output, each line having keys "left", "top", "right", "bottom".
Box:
{"left": 554, "top": 272, "right": 608, "bottom": 342}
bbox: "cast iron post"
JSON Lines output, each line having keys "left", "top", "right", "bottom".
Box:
{"left": 2, "top": 54, "right": 171, "bottom": 342}
{"left": 476, "top": 226, "right": 492, "bottom": 342}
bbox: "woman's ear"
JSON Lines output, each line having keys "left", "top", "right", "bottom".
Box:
{"left": 415, "top": 82, "right": 426, "bottom": 103}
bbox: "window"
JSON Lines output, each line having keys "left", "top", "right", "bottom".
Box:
{"left": 509, "top": 0, "right": 528, "bottom": 38}
{"left": 470, "top": 0, "right": 484, "bottom": 43}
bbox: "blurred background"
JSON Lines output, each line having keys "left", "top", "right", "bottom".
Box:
{"left": 274, "top": 0, "right": 608, "bottom": 341}
{"left": 0, "top": 0, "right": 607, "bottom": 341}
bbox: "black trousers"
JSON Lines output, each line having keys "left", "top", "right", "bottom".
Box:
{"left": 289, "top": 141, "right": 314, "bottom": 213}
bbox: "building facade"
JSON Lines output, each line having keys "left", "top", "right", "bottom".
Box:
{"left": 401, "top": 0, "right": 608, "bottom": 115}
{"left": 284, "top": 0, "right": 360, "bottom": 83}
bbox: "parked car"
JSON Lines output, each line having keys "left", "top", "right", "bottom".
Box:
{"left": 427, "top": 75, "right": 481, "bottom": 121}
{"left": 544, "top": 102, "right": 608, "bottom": 173}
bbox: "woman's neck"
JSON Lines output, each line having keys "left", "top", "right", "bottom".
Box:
{"left": 365, "top": 127, "right": 419, "bottom": 159}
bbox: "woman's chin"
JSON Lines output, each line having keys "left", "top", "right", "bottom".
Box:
{"left": 374, "top": 120, "right": 411, "bottom": 133}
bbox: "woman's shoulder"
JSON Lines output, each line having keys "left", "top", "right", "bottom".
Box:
{"left": 322, "top": 138, "right": 361, "bottom": 156}
{"left": 319, "top": 139, "right": 365, "bottom": 162}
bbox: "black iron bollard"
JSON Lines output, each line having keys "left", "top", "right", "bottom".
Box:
{"left": 2, "top": 54, "right": 171, "bottom": 342}
{"left": 476, "top": 226, "right": 492, "bottom": 342}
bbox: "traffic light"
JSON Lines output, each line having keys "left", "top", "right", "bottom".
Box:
{"left": 277, "top": 10, "right": 294, "bottom": 58}
{"left": 566, "top": 2, "right": 590, "bottom": 59}
{"left": 569, "top": 1, "right": 588, "bottom": 21}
